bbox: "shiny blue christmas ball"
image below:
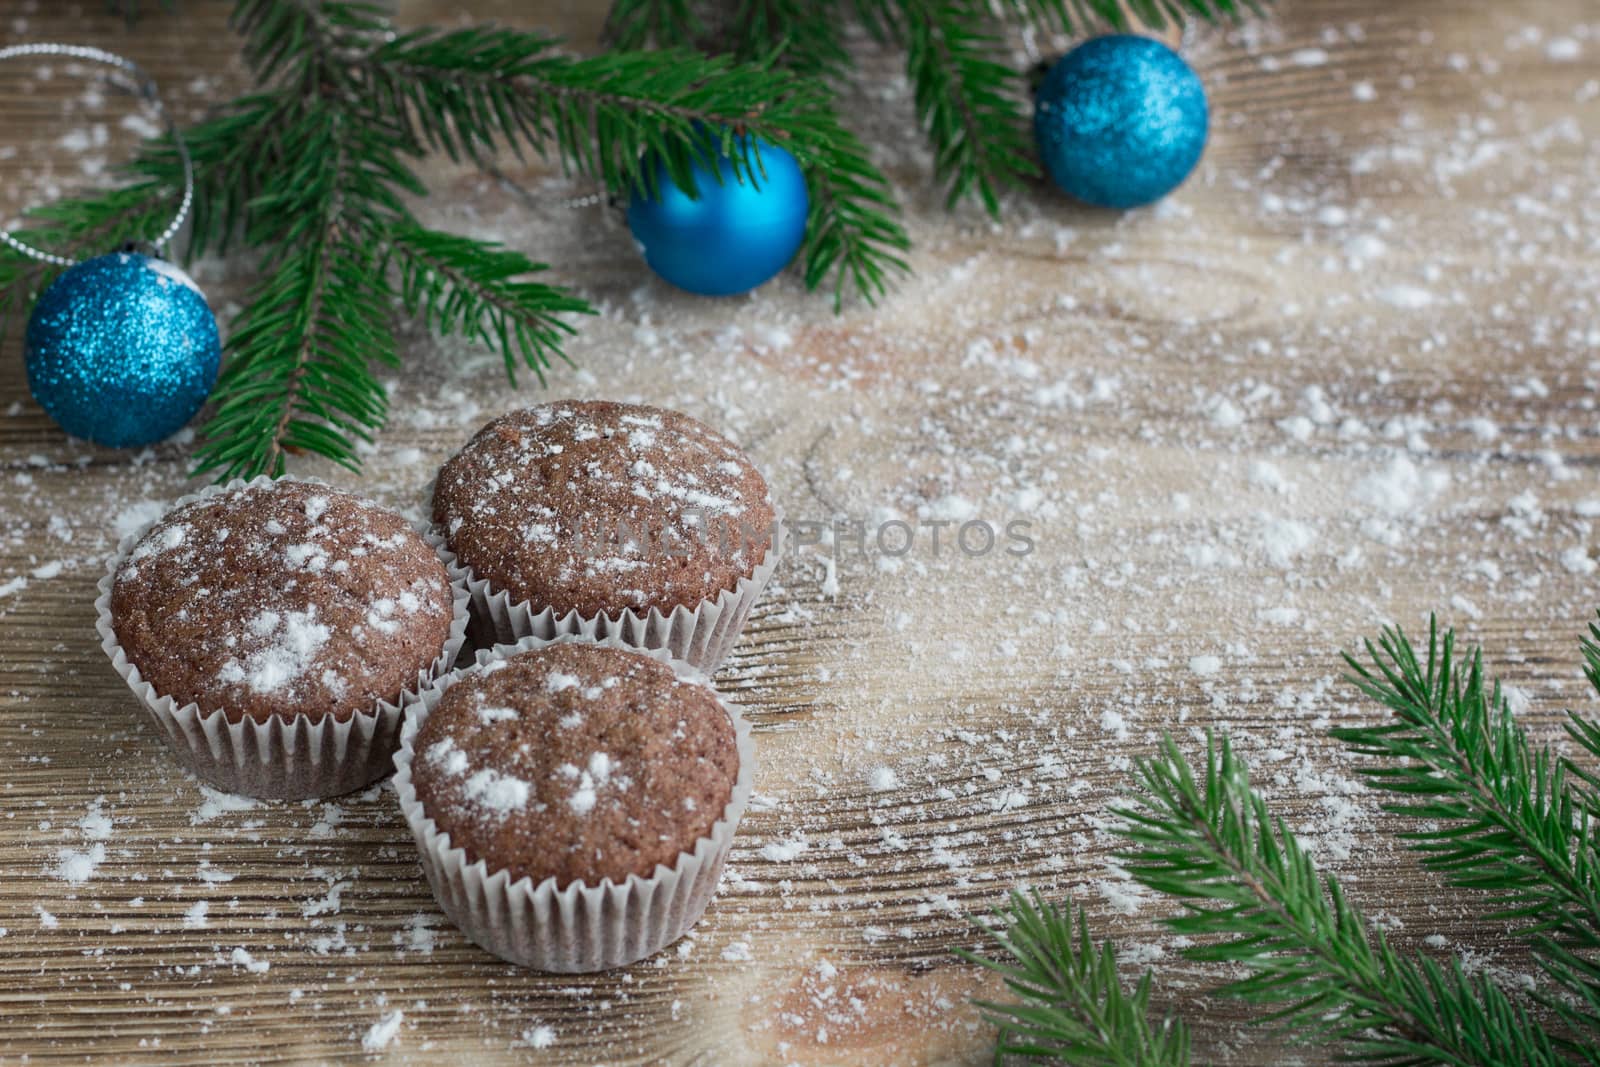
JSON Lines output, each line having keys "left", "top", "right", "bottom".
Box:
{"left": 1033, "top": 35, "right": 1208, "bottom": 209}
{"left": 25, "top": 251, "right": 220, "bottom": 448}
{"left": 627, "top": 134, "right": 809, "bottom": 296}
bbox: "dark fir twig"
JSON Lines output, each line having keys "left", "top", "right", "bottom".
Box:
{"left": 612, "top": 0, "right": 1262, "bottom": 217}
{"left": 1, "top": 0, "right": 907, "bottom": 478}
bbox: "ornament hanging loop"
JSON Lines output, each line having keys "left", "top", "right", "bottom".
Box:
{"left": 0, "top": 42, "right": 194, "bottom": 267}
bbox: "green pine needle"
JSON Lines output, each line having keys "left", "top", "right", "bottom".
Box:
{"left": 1337, "top": 617, "right": 1600, "bottom": 1051}
{"left": 8, "top": 0, "right": 1261, "bottom": 475}
{"left": 725, "top": 0, "right": 853, "bottom": 77}
{"left": 959, "top": 890, "right": 1189, "bottom": 1066}
{"left": 1115, "top": 731, "right": 1568, "bottom": 1066}
{"left": 1, "top": 0, "right": 910, "bottom": 477}
{"left": 193, "top": 230, "right": 394, "bottom": 480}
{"left": 602, "top": 0, "right": 707, "bottom": 51}
{"left": 386, "top": 223, "right": 593, "bottom": 386}
{"left": 995, "top": 0, "right": 1263, "bottom": 35}
{"left": 964, "top": 728, "right": 1572, "bottom": 1064}
{"left": 900, "top": 0, "right": 1038, "bottom": 215}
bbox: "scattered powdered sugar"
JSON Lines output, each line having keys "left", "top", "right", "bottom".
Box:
{"left": 559, "top": 752, "right": 621, "bottom": 816}
{"left": 425, "top": 736, "right": 471, "bottom": 778}
{"left": 545, "top": 670, "right": 612, "bottom": 701}
{"left": 142, "top": 256, "right": 205, "bottom": 295}
{"left": 427, "top": 736, "right": 533, "bottom": 818}
{"left": 193, "top": 786, "right": 262, "bottom": 824}
{"left": 361, "top": 1010, "right": 404, "bottom": 1052}
{"left": 5, "top": 13, "right": 1597, "bottom": 1062}
{"left": 218, "top": 608, "right": 332, "bottom": 694}
{"left": 230, "top": 947, "right": 270, "bottom": 974}
{"left": 545, "top": 671, "right": 582, "bottom": 693}
{"left": 53, "top": 843, "right": 106, "bottom": 886}
{"left": 475, "top": 704, "right": 518, "bottom": 724}
{"left": 462, "top": 769, "right": 532, "bottom": 815}
{"left": 1350, "top": 455, "right": 1448, "bottom": 516}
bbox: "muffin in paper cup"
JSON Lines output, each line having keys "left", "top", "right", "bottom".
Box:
{"left": 393, "top": 634, "right": 754, "bottom": 972}
{"left": 430, "top": 401, "right": 782, "bottom": 671}
{"left": 95, "top": 475, "right": 470, "bottom": 800}
{"left": 437, "top": 513, "right": 781, "bottom": 673}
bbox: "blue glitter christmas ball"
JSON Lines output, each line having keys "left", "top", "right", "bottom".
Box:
{"left": 25, "top": 252, "right": 220, "bottom": 448}
{"left": 1033, "top": 35, "right": 1209, "bottom": 209}
{"left": 627, "top": 133, "right": 809, "bottom": 296}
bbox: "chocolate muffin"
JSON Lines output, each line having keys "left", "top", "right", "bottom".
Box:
{"left": 111, "top": 480, "right": 455, "bottom": 724}
{"left": 410, "top": 643, "right": 738, "bottom": 888}
{"left": 432, "top": 401, "right": 774, "bottom": 619}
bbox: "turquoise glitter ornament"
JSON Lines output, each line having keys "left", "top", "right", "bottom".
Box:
{"left": 1033, "top": 35, "right": 1208, "bottom": 209}
{"left": 627, "top": 133, "right": 809, "bottom": 296}
{"left": 1, "top": 43, "right": 216, "bottom": 448}
{"left": 25, "top": 252, "right": 221, "bottom": 447}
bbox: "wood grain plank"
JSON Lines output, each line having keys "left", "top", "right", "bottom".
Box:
{"left": 3, "top": 0, "right": 1599, "bottom": 1063}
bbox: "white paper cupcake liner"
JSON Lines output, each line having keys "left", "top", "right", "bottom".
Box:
{"left": 393, "top": 633, "right": 755, "bottom": 972}
{"left": 436, "top": 506, "right": 783, "bottom": 673}
{"left": 95, "top": 475, "right": 471, "bottom": 801}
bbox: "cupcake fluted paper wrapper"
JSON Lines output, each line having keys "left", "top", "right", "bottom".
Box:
{"left": 435, "top": 505, "right": 783, "bottom": 673}
{"left": 95, "top": 475, "right": 471, "bottom": 800}
{"left": 393, "top": 633, "right": 754, "bottom": 972}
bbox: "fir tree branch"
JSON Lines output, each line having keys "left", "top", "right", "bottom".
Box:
{"left": 724, "top": 0, "right": 852, "bottom": 76}
{"left": 192, "top": 98, "right": 406, "bottom": 480}
{"left": 603, "top": 0, "right": 708, "bottom": 51}
{"left": 959, "top": 890, "right": 1189, "bottom": 1065}
{"left": 799, "top": 122, "right": 910, "bottom": 308}
{"left": 385, "top": 223, "right": 594, "bottom": 386}
{"left": 1115, "top": 732, "right": 1568, "bottom": 1066}
{"left": 1336, "top": 619, "right": 1600, "bottom": 1049}
{"left": 897, "top": 0, "right": 1037, "bottom": 215}
{"left": 194, "top": 225, "right": 394, "bottom": 479}
{"left": 365, "top": 30, "right": 908, "bottom": 303}
{"left": 993, "top": 0, "right": 1260, "bottom": 36}
{"left": 1566, "top": 617, "right": 1600, "bottom": 816}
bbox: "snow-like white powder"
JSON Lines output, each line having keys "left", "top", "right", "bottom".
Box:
{"left": 428, "top": 736, "right": 531, "bottom": 816}
{"left": 462, "top": 768, "right": 531, "bottom": 814}
{"left": 285, "top": 542, "right": 330, "bottom": 572}
{"left": 475, "top": 704, "right": 518, "bottom": 724}
{"left": 1189, "top": 655, "right": 1222, "bottom": 676}
{"left": 561, "top": 752, "right": 618, "bottom": 816}
{"left": 218, "top": 608, "right": 331, "bottom": 694}
{"left": 545, "top": 671, "right": 582, "bottom": 693}
{"left": 54, "top": 844, "right": 105, "bottom": 886}
{"left": 426, "top": 737, "right": 471, "bottom": 778}
{"left": 868, "top": 766, "right": 899, "bottom": 792}
{"left": 1546, "top": 36, "right": 1581, "bottom": 61}
{"left": 143, "top": 257, "right": 204, "bottom": 294}
{"left": 1350, "top": 456, "right": 1447, "bottom": 516}
{"left": 183, "top": 901, "right": 209, "bottom": 929}
{"left": 194, "top": 786, "right": 261, "bottom": 824}
{"left": 230, "top": 947, "right": 270, "bottom": 973}
{"left": 1560, "top": 547, "right": 1596, "bottom": 575}
{"left": 523, "top": 1025, "right": 556, "bottom": 1049}
{"left": 1377, "top": 284, "right": 1435, "bottom": 309}
{"left": 760, "top": 836, "right": 808, "bottom": 862}
{"left": 1261, "top": 518, "right": 1316, "bottom": 568}
{"left": 361, "top": 1010, "right": 404, "bottom": 1052}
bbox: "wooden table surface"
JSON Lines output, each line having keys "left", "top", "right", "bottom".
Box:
{"left": 2, "top": 1, "right": 1598, "bottom": 1063}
